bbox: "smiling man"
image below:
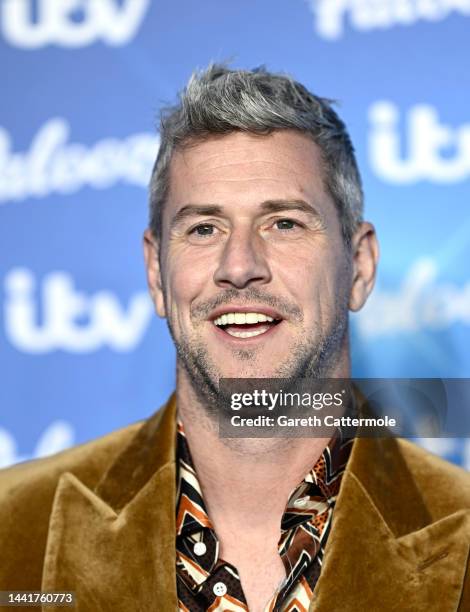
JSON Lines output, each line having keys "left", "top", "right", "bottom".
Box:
{"left": 1, "top": 65, "right": 470, "bottom": 612}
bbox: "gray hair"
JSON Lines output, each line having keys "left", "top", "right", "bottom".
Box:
{"left": 149, "top": 64, "right": 363, "bottom": 246}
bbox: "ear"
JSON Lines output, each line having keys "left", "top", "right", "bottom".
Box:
{"left": 143, "top": 228, "right": 166, "bottom": 318}
{"left": 349, "top": 222, "right": 379, "bottom": 312}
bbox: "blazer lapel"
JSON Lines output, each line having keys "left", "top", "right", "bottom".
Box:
{"left": 42, "top": 395, "right": 178, "bottom": 611}
{"left": 310, "top": 437, "right": 470, "bottom": 611}
{"left": 42, "top": 394, "right": 469, "bottom": 611}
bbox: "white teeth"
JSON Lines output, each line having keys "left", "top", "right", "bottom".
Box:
{"left": 213, "top": 312, "right": 276, "bottom": 326}
{"left": 226, "top": 327, "right": 268, "bottom": 338}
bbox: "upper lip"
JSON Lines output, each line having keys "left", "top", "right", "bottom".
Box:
{"left": 209, "top": 305, "right": 283, "bottom": 321}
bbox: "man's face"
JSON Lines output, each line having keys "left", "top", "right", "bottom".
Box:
{"left": 144, "top": 130, "right": 374, "bottom": 400}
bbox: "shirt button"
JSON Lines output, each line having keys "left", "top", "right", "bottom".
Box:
{"left": 294, "top": 496, "right": 309, "bottom": 508}
{"left": 193, "top": 541, "right": 207, "bottom": 556}
{"left": 213, "top": 582, "right": 227, "bottom": 597}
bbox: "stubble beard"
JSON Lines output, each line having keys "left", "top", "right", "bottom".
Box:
{"left": 166, "top": 293, "right": 350, "bottom": 423}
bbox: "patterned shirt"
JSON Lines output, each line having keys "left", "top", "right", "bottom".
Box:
{"left": 176, "top": 422, "right": 352, "bottom": 611}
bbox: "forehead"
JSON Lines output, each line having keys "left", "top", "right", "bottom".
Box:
{"left": 165, "top": 130, "right": 330, "bottom": 213}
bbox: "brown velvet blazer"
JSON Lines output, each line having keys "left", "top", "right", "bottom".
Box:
{"left": 1, "top": 393, "right": 469, "bottom": 611}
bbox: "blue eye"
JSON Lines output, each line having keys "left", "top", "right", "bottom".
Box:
{"left": 275, "top": 219, "right": 297, "bottom": 230}
{"left": 191, "top": 224, "right": 215, "bottom": 236}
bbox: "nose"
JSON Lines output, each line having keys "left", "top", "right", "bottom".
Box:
{"left": 213, "top": 227, "right": 272, "bottom": 289}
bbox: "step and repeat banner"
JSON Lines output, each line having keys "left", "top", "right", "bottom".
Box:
{"left": 1, "top": 0, "right": 469, "bottom": 468}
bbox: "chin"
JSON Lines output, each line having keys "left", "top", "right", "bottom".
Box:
{"left": 219, "top": 371, "right": 274, "bottom": 380}
{"left": 216, "top": 363, "right": 279, "bottom": 380}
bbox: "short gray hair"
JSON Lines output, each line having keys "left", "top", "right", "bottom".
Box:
{"left": 149, "top": 64, "right": 363, "bottom": 246}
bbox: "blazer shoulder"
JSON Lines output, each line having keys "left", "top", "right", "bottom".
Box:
{"left": 0, "top": 420, "right": 143, "bottom": 589}
{"left": 0, "top": 420, "right": 142, "bottom": 501}
{"left": 396, "top": 438, "right": 470, "bottom": 515}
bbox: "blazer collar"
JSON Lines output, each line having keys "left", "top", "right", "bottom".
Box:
{"left": 42, "top": 394, "right": 469, "bottom": 611}
{"left": 94, "top": 392, "right": 177, "bottom": 512}
{"left": 42, "top": 394, "right": 178, "bottom": 611}
{"left": 310, "top": 435, "right": 470, "bottom": 611}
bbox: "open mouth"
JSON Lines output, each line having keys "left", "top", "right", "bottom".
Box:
{"left": 212, "top": 312, "right": 282, "bottom": 338}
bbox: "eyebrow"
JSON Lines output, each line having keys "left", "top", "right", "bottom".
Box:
{"left": 170, "top": 199, "right": 322, "bottom": 229}
{"left": 260, "top": 199, "right": 322, "bottom": 218}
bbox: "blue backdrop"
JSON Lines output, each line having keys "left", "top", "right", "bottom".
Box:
{"left": 1, "top": 0, "right": 469, "bottom": 469}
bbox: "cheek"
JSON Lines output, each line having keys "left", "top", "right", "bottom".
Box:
{"left": 274, "top": 243, "right": 348, "bottom": 314}
{"left": 164, "top": 254, "right": 212, "bottom": 323}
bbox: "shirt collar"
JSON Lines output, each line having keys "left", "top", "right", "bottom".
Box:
{"left": 176, "top": 420, "right": 352, "bottom": 538}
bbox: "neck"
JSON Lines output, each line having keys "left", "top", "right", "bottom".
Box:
{"left": 175, "top": 356, "right": 350, "bottom": 532}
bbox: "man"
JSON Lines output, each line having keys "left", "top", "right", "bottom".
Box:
{"left": 0, "top": 65, "right": 469, "bottom": 612}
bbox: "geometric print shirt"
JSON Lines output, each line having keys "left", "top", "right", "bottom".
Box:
{"left": 176, "top": 420, "right": 353, "bottom": 612}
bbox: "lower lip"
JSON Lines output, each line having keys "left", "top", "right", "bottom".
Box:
{"left": 212, "top": 321, "right": 283, "bottom": 344}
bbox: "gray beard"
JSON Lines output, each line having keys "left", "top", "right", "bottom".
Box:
{"left": 166, "top": 294, "right": 350, "bottom": 422}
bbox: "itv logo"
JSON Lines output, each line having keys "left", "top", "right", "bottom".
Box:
{"left": 1, "top": 0, "right": 150, "bottom": 48}
{"left": 368, "top": 101, "right": 470, "bottom": 183}
{"left": 3, "top": 268, "right": 154, "bottom": 353}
